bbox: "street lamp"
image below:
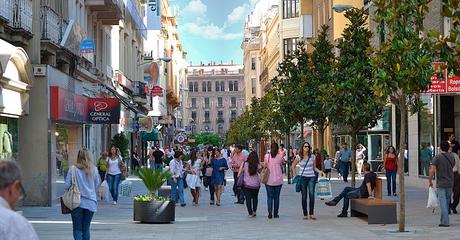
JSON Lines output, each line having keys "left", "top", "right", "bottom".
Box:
{"left": 140, "top": 57, "right": 172, "bottom": 66}
{"left": 332, "top": 4, "right": 353, "bottom": 13}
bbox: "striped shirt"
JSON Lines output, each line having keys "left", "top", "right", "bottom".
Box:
{"left": 297, "top": 155, "right": 316, "bottom": 177}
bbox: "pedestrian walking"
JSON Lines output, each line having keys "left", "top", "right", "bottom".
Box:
{"left": 356, "top": 144, "right": 366, "bottom": 178}
{"left": 105, "top": 146, "right": 125, "bottom": 205}
{"left": 313, "top": 149, "right": 322, "bottom": 182}
{"left": 188, "top": 150, "right": 202, "bottom": 206}
{"left": 325, "top": 163, "right": 376, "bottom": 217}
{"left": 65, "top": 149, "right": 100, "bottom": 240}
{"left": 264, "top": 142, "right": 284, "bottom": 219}
{"left": 383, "top": 146, "right": 398, "bottom": 196}
{"left": 429, "top": 141, "right": 455, "bottom": 227}
{"left": 131, "top": 145, "right": 140, "bottom": 172}
{"left": 449, "top": 143, "right": 460, "bottom": 214}
{"left": 96, "top": 152, "right": 108, "bottom": 182}
{"left": 203, "top": 146, "right": 216, "bottom": 205}
{"left": 334, "top": 146, "right": 341, "bottom": 179}
{"left": 230, "top": 145, "right": 247, "bottom": 204}
{"left": 169, "top": 150, "right": 186, "bottom": 207}
{"left": 323, "top": 155, "right": 332, "bottom": 180}
{"left": 212, "top": 148, "right": 228, "bottom": 206}
{"left": 338, "top": 143, "right": 352, "bottom": 182}
{"left": 153, "top": 145, "right": 165, "bottom": 171}
{"left": 292, "top": 142, "right": 323, "bottom": 220}
{"left": 238, "top": 151, "right": 261, "bottom": 217}
{"left": 0, "top": 160, "right": 39, "bottom": 240}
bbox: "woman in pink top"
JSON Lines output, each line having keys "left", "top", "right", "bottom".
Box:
{"left": 238, "top": 151, "right": 261, "bottom": 217}
{"left": 263, "top": 142, "right": 284, "bottom": 219}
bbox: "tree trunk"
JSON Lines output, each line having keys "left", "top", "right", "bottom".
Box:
{"left": 351, "top": 132, "right": 357, "bottom": 187}
{"left": 300, "top": 119, "right": 305, "bottom": 143}
{"left": 287, "top": 131, "right": 292, "bottom": 184}
{"left": 318, "top": 125, "right": 325, "bottom": 150}
{"left": 398, "top": 99, "right": 407, "bottom": 232}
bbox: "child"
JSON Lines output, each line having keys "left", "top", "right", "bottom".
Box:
{"left": 323, "top": 155, "right": 332, "bottom": 180}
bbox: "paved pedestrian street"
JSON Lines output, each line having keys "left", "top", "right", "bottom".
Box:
{"left": 19, "top": 174, "right": 460, "bottom": 240}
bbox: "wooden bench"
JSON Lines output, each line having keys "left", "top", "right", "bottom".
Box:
{"left": 350, "top": 177, "right": 397, "bottom": 224}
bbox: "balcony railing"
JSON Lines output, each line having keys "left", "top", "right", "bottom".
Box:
{"left": 41, "top": 6, "right": 60, "bottom": 44}
{"left": 8, "top": 0, "right": 33, "bottom": 34}
{"left": 0, "top": 0, "right": 11, "bottom": 22}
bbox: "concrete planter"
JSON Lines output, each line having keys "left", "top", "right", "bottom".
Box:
{"left": 133, "top": 200, "right": 175, "bottom": 223}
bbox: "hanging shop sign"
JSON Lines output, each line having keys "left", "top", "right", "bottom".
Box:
{"left": 175, "top": 133, "right": 187, "bottom": 143}
{"left": 151, "top": 85, "right": 163, "bottom": 97}
{"left": 146, "top": 0, "right": 161, "bottom": 30}
{"left": 144, "top": 61, "right": 159, "bottom": 85}
{"left": 80, "top": 39, "right": 95, "bottom": 53}
{"left": 447, "top": 70, "right": 460, "bottom": 93}
{"left": 138, "top": 117, "right": 154, "bottom": 133}
{"left": 426, "top": 62, "right": 447, "bottom": 94}
{"left": 87, "top": 98, "right": 120, "bottom": 124}
{"left": 50, "top": 87, "right": 88, "bottom": 123}
{"left": 117, "top": 72, "right": 133, "bottom": 91}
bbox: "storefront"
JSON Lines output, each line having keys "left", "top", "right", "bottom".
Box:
{"left": 0, "top": 40, "right": 34, "bottom": 161}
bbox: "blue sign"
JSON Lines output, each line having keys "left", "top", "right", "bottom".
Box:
{"left": 144, "top": 76, "right": 152, "bottom": 82}
{"left": 80, "top": 39, "right": 95, "bottom": 53}
{"left": 147, "top": 0, "right": 161, "bottom": 30}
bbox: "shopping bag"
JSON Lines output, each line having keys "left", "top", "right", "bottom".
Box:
{"left": 316, "top": 177, "right": 332, "bottom": 199}
{"left": 98, "top": 180, "right": 110, "bottom": 202}
{"left": 427, "top": 187, "right": 439, "bottom": 210}
{"left": 120, "top": 180, "right": 132, "bottom": 197}
{"left": 186, "top": 174, "right": 198, "bottom": 190}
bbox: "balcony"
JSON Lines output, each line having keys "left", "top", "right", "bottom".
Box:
{"left": 86, "top": 0, "right": 123, "bottom": 25}
{"left": 217, "top": 118, "right": 224, "bottom": 123}
{"left": 41, "top": 6, "right": 61, "bottom": 46}
{"left": 0, "top": 0, "right": 10, "bottom": 22}
{"left": 0, "top": 0, "right": 33, "bottom": 37}
{"left": 132, "top": 81, "right": 147, "bottom": 104}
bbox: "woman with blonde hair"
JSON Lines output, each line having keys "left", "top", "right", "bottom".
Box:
{"left": 65, "top": 148, "right": 100, "bottom": 240}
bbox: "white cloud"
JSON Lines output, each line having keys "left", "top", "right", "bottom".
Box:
{"left": 183, "top": 22, "right": 243, "bottom": 40}
{"left": 182, "top": 0, "right": 207, "bottom": 16}
{"left": 226, "top": 4, "right": 250, "bottom": 26}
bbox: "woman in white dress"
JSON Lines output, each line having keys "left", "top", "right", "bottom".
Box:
{"left": 187, "top": 150, "right": 202, "bottom": 206}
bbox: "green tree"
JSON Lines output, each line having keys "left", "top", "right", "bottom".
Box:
{"left": 307, "top": 25, "right": 335, "bottom": 150}
{"left": 332, "top": 8, "right": 384, "bottom": 187}
{"left": 372, "top": 0, "right": 433, "bottom": 232}
{"left": 188, "top": 133, "right": 222, "bottom": 147}
{"left": 111, "top": 132, "right": 129, "bottom": 160}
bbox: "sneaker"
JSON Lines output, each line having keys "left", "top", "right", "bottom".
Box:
{"left": 180, "top": 203, "right": 186, "bottom": 207}
{"left": 113, "top": 201, "right": 117, "bottom": 205}
{"left": 325, "top": 201, "right": 337, "bottom": 206}
{"left": 393, "top": 193, "right": 398, "bottom": 197}
{"left": 268, "top": 214, "right": 273, "bottom": 219}
{"left": 303, "top": 216, "right": 309, "bottom": 220}
{"left": 337, "top": 212, "right": 348, "bottom": 218}
{"left": 439, "top": 224, "right": 450, "bottom": 227}
{"left": 309, "top": 215, "right": 317, "bottom": 220}
{"left": 252, "top": 212, "right": 257, "bottom": 217}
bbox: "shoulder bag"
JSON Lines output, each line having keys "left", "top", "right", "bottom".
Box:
{"left": 63, "top": 166, "right": 81, "bottom": 210}
{"left": 259, "top": 155, "right": 270, "bottom": 184}
{"left": 205, "top": 159, "right": 213, "bottom": 177}
{"left": 293, "top": 156, "right": 310, "bottom": 192}
{"left": 236, "top": 162, "right": 245, "bottom": 189}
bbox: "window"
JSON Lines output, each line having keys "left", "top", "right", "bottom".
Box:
{"left": 283, "top": 0, "right": 299, "bottom": 19}
{"left": 229, "top": 81, "right": 234, "bottom": 91}
{"left": 191, "top": 111, "right": 196, "bottom": 121}
{"left": 218, "top": 111, "right": 224, "bottom": 122}
{"left": 231, "top": 97, "right": 236, "bottom": 108}
{"left": 202, "top": 82, "right": 206, "bottom": 92}
{"left": 218, "top": 97, "right": 223, "bottom": 107}
{"left": 251, "top": 78, "right": 256, "bottom": 94}
{"left": 204, "top": 111, "right": 210, "bottom": 122}
{"left": 204, "top": 97, "right": 210, "bottom": 108}
{"left": 419, "top": 95, "right": 435, "bottom": 176}
{"left": 215, "top": 82, "right": 220, "bottom": 92}
{"left": 221, "top": 81, "right": 225, "bottom": 91}
{"left": 234, "top": 81, "right": 239, "bottom": 91}
{"left": 218, "top": 125, "right": 224, "bottom": 135}
{"left": 194, "top": 82, "right": 198, "bottom": 92}
{"left": 191, "top": 98, "right": 196, "bottom": 108}
{"left": 189, "top": 82, "right": 194, "bottom": 92}
{"left": 251, "top": 57, "right": 256, "bottom": 70}
{"left": 284, "top": 38, "right": 299, "bottom": 56}
{"left": 231, "top": 110, "right": 237, "bottom": 122}
{"left": 207, "top": 81, "right": 212, "bottom": 92}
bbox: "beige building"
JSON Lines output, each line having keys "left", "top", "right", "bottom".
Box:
{"left": 187, "top": 63, "right": 244, "bottom": 138}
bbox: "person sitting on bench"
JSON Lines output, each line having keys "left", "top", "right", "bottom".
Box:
{"left": 325, "top": 163, "right": 377, "bottom": 217}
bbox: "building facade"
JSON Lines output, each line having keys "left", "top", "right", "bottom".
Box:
{"left": 187, "top": 63, "right": 244, "bottom": 138}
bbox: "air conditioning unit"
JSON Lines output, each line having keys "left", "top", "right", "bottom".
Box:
{"left": 33, "top": 66, "right": 46, "bottom": 76}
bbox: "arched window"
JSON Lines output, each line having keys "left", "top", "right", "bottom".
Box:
{"left": 220, "top": 81, "right": 225, "bottom": 91}
{"left": 215, "top": 81, "right": 220, "bottom": 91}
{"left": 202, "top": 82, "right": 206, "bottom": 92}
{"left": 207, "top": 81, "right": 212, "bottom": 92}
{"left": 234, "top": 81, "right": 239, "bottom": 91}
{"left": 229, "top": 81, "right": 234, "bottom": 91}
{"left": 189, "top": 82, "right": 194, "bottom": 92}
{"left": 194, "top": 82, "right": 198, "bottom": 92}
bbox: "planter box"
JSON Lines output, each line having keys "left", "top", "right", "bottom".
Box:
{"left": 133, "top": 200, "right": 175, "bottom": 223}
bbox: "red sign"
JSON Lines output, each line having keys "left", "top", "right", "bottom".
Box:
{"left": 117, "top": 72, "right": 133, "bottom": 91}
{"left": 151, "top": 86, "right": 163, "bottom": 97}
{"left": 447, "top": 70, "right": 460, "bottom": 93}
{"left": 50, "top": 87, "right": 88, "bottom": 123}
{"left": 426, "top": 62, "right": 447, "bottom": 94}
{"left": 87, "top": 98, "right": 121, "bottom": 124}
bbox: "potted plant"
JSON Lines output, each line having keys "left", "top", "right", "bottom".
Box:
{"left": 133, "top": 167, "right": 174, "bottom": 223}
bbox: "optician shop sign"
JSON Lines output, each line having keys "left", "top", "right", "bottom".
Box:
{"left": 426, "top": 62, "right": 460, "bottom": 94}
{"left": 87, "top": 98, "right": 120, "bottom": 124}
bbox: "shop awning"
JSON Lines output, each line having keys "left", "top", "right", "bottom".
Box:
{"left": 100, "top": 83, "right": 143, "bottom": 115}
{"left": 141, "top": 128, "right": 160, "bottom": 141}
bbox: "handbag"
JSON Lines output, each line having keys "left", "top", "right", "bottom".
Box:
{"left": 236, "top": 162, "right": 245, "bottom": 189}
{"left": 259, "top": 155, "right": 270, "bottom": 184}
{"left": 293, "top": 155, "right": 310, "bottom": 192}
{"left": 205, "top": 160, "right": 213, "bottom": 177}
{"left": 120, "top": 180, "right": 132, "bottom": 197}
{"left": 60, "top": 197, "right": 71, "bottom": 214}
{"left": 62, "top": 166, "right": 81, "bottom": 210}
{"left": 316, "top": 177, "right": 332, "bottom": 199}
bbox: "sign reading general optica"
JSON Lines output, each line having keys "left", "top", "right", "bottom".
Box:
{"left": 87, "top": 98, "right": 120, "bottom": 124}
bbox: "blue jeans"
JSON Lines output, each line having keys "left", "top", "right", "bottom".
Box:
{"left": 71, "top": 207, "right": 94, "bottom": 240}
{"left": 154, "top": 163, "right": 163, "bottom": 171}
{"left": 341, "top": 162, "right": 350, "bottom": 182}
{"left": 265, "top": 185, "right": 282, "bottom": 216}
{"left": 438, "top": 187, "right": 453, "bottom": 225}
{"left": 170, "top": 177, "right": 185, "bottom": 204}
{"left": 107, "top": 173, "right": 122, "bottom": 202}
{"left": 385, "top": 170, "right": 397, "bottom": 195}
{"left": 300, "top": 176, "right": 316, "bottom": 216}
{"left": 333, "top": 186, "right": 361, "bottom": 212}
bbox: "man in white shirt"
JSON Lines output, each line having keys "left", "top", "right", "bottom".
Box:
{"left": 0, "top": 161, "right": 39, "bottom": 240}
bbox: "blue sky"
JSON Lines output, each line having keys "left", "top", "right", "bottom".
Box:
{"left": 171, "top": 0, "right": 261, "bottom": 65}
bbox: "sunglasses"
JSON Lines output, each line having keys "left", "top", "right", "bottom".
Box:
{"left": 303, "top": 145, "right": 310, "bottom": 148}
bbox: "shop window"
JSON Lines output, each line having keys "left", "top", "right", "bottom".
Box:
{"left": 419, "top": 95, "right": 435, "bottom": 176}
{"left": 0, "top": 117, "right": 18, "bottom": 161}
